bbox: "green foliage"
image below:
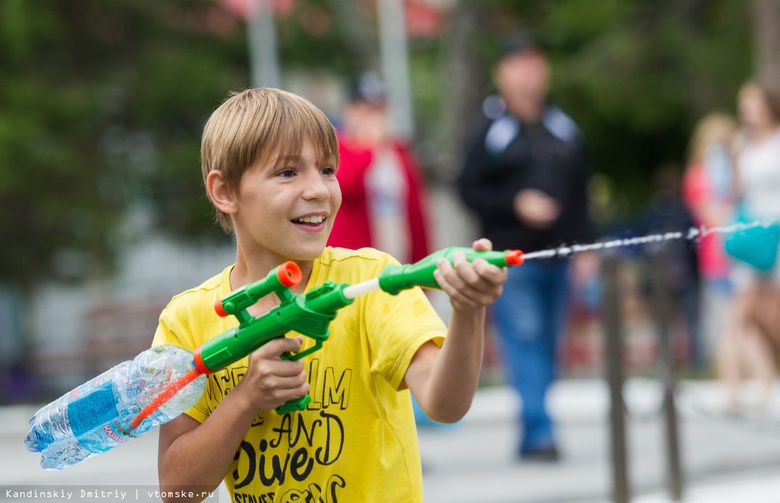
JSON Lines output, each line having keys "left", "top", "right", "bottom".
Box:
{"left": 0, "top": 0, "right": 247, "bottom": 286}
{"left": 541, "top": 0, "right": 751, "bottom": 215}
{"left": 0, "top": 0, "right": 757, "bottom": 289}
{"left": 277, "top": 0, "right": 355, "bottom": 75}
{"left": 412, "top": 0, "right": 752, "bottom": 220}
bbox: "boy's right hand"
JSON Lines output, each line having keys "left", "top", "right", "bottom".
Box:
{"left": 234, "top": 336, "right": 310, "bottom": 412}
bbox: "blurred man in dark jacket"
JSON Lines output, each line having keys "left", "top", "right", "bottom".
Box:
{"left": 457, "top": 35, "right": 593, "bottom": 461}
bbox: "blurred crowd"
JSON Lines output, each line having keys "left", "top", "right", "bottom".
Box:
{"left": 327, "top": 33, "right": 780, "bottom": 463}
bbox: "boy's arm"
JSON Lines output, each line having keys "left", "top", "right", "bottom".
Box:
{"left": 157, "top": 337, "right": 309, "bottom": 503}
{"left": 404, "top": 239, "right": 507, "bottom": 423}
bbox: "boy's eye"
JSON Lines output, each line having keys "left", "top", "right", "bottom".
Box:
{"left": 277, "top": 168, "right": 296, "bottom": 178}
{"left": 321, "top": 165, "right": 336, "bottom": 176}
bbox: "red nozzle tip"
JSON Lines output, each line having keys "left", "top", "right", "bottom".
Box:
{"left": 214, "top": 299, "right": 228, "bottom": 317}
{"left": 505, "top": 250, "right": 524, "bottom": 266}
{"left": 277, "top": 261, "right": 302, "bottom": 287}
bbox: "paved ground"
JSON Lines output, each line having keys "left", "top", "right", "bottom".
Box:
{"left": 3, "top": 378, "right": 780, "bottom": 502}
{"left": 419, "top": 378, "right": 780, "bottom": 503}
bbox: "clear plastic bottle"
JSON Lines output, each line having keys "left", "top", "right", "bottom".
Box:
{"left": 25, "top": 344, "right": 206, "bottom": 470}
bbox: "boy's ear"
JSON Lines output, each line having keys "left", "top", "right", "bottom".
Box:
{"left": 206, "top": 170, "right": 238, "bottom": 216}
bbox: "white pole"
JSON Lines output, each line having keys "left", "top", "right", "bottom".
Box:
{"left": 377, "top": 0, "right": 414, "bottom": 140}
{"left": 247, "top": 0, "right": 280, "bottom": 88}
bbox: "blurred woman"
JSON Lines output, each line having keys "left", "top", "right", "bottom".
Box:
{"left": 682, "top": 113, "right": 738, "bottom": 371}
{"left": 716, "top": 81, "right": 780, "bottom": 413}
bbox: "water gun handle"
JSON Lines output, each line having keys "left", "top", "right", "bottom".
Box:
{"left": 276, "top": 395, "right": 312, "bottom": 415}
{"left": 377, "top": 246, "right": 524, "bottom": 295}
{"left": 200, "top": 263, "right": 353, "bottom": 415}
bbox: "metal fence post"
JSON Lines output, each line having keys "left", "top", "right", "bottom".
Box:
{"left": 602, "top": 251, "right": 630, "bottom": 503}
{"left": 649, "top": 246, "right": 684, "bottom": 501}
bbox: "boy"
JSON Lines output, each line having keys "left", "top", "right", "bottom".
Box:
{"left": 153, "top": 88, "right": 507, "bottom": 502}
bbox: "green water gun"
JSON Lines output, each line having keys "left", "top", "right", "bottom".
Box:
{"left": 129, "top": 246, "right": 524, "bottom": 425}
{"left": 27, "top": 246, "right": 524, "bottom": 471}
{"left": 378, "top": 246, "right": 524, "bottom": 295}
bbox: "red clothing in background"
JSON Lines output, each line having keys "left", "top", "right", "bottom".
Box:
{"left": 682, "top": 162, "right": 731, "bottom": 281}
{"left": 328, "top": 135, "right": 431, "bottom": 263}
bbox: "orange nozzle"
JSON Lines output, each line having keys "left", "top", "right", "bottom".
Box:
{"left": 505, "top": 250, "right": 524, "bottom": 266}
{"left": 277, "top": 261, "right": 302, "bottom": 287}
{"left": 214, "top": 299, "right": 228, "bottom": 317}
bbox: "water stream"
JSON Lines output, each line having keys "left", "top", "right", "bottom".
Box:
{"left": 520, "top": 219, "right": 776, "bottom": 261}
{"left": 342, "top": 219, "right": 777, "bottom": 299}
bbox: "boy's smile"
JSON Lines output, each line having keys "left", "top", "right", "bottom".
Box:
{"left": 231, "top": 139, "right": 341, "bottom": 264}
{"left": 291, "top": 212, "right": 328, "bottom": 231}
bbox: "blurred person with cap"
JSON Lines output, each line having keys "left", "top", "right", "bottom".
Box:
{"left": 457, "top": 34, "right": 594, "bottom": 462}
{"left": 328, "top": 71, "right": 432, "bottom": 264}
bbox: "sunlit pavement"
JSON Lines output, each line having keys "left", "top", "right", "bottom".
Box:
{"left": 419, "top": 378, "right": 780, "bottom": 503}
{"left": 3, "top": 378, "right": 780, "bottom": 503}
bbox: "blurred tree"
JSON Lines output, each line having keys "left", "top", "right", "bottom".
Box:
{"left": 420, "top": 0, "right": 752, "bottom": 222}
{"left": 0, "top": 0, "right": 251, "bottom": 288}
{"left": 0, "top": 0, "right": 380, "bottom": 291}
{"left": 545, "top": 0, "right": 751, "bottom": 218}
{"left": 328, "top": 0, "right": 380, "bottom": 71}
{"left": 750, "top": 0, "right": 780, "bottom": 99}
{"left": 0, "top": 0, "right": 758, "bottom": 293}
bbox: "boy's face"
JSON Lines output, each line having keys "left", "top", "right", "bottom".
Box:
{"left": 231, "top": 139, "right": 341, "bottom": 263}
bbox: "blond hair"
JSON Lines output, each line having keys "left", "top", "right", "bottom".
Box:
{"left": 686, "top": 112, "right": 738, "bottom": 166}
{"left": 201, "top": 88, "right": 339, "bottom": 231}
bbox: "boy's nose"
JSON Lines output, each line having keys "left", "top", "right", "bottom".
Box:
{"left": 302, "top": 172, "right": 331, "bottom": 200}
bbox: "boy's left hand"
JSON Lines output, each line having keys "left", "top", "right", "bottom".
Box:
{"left": 433, "top": 238, "right": 508, "bottom": 313}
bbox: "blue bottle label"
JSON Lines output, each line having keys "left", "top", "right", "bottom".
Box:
{"left": 67, "top": 382, "right": 120, "bottom": 438}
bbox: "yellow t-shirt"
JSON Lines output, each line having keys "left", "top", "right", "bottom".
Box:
{"left": 152, "top": 247, "right": 447, "bottom": 502}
